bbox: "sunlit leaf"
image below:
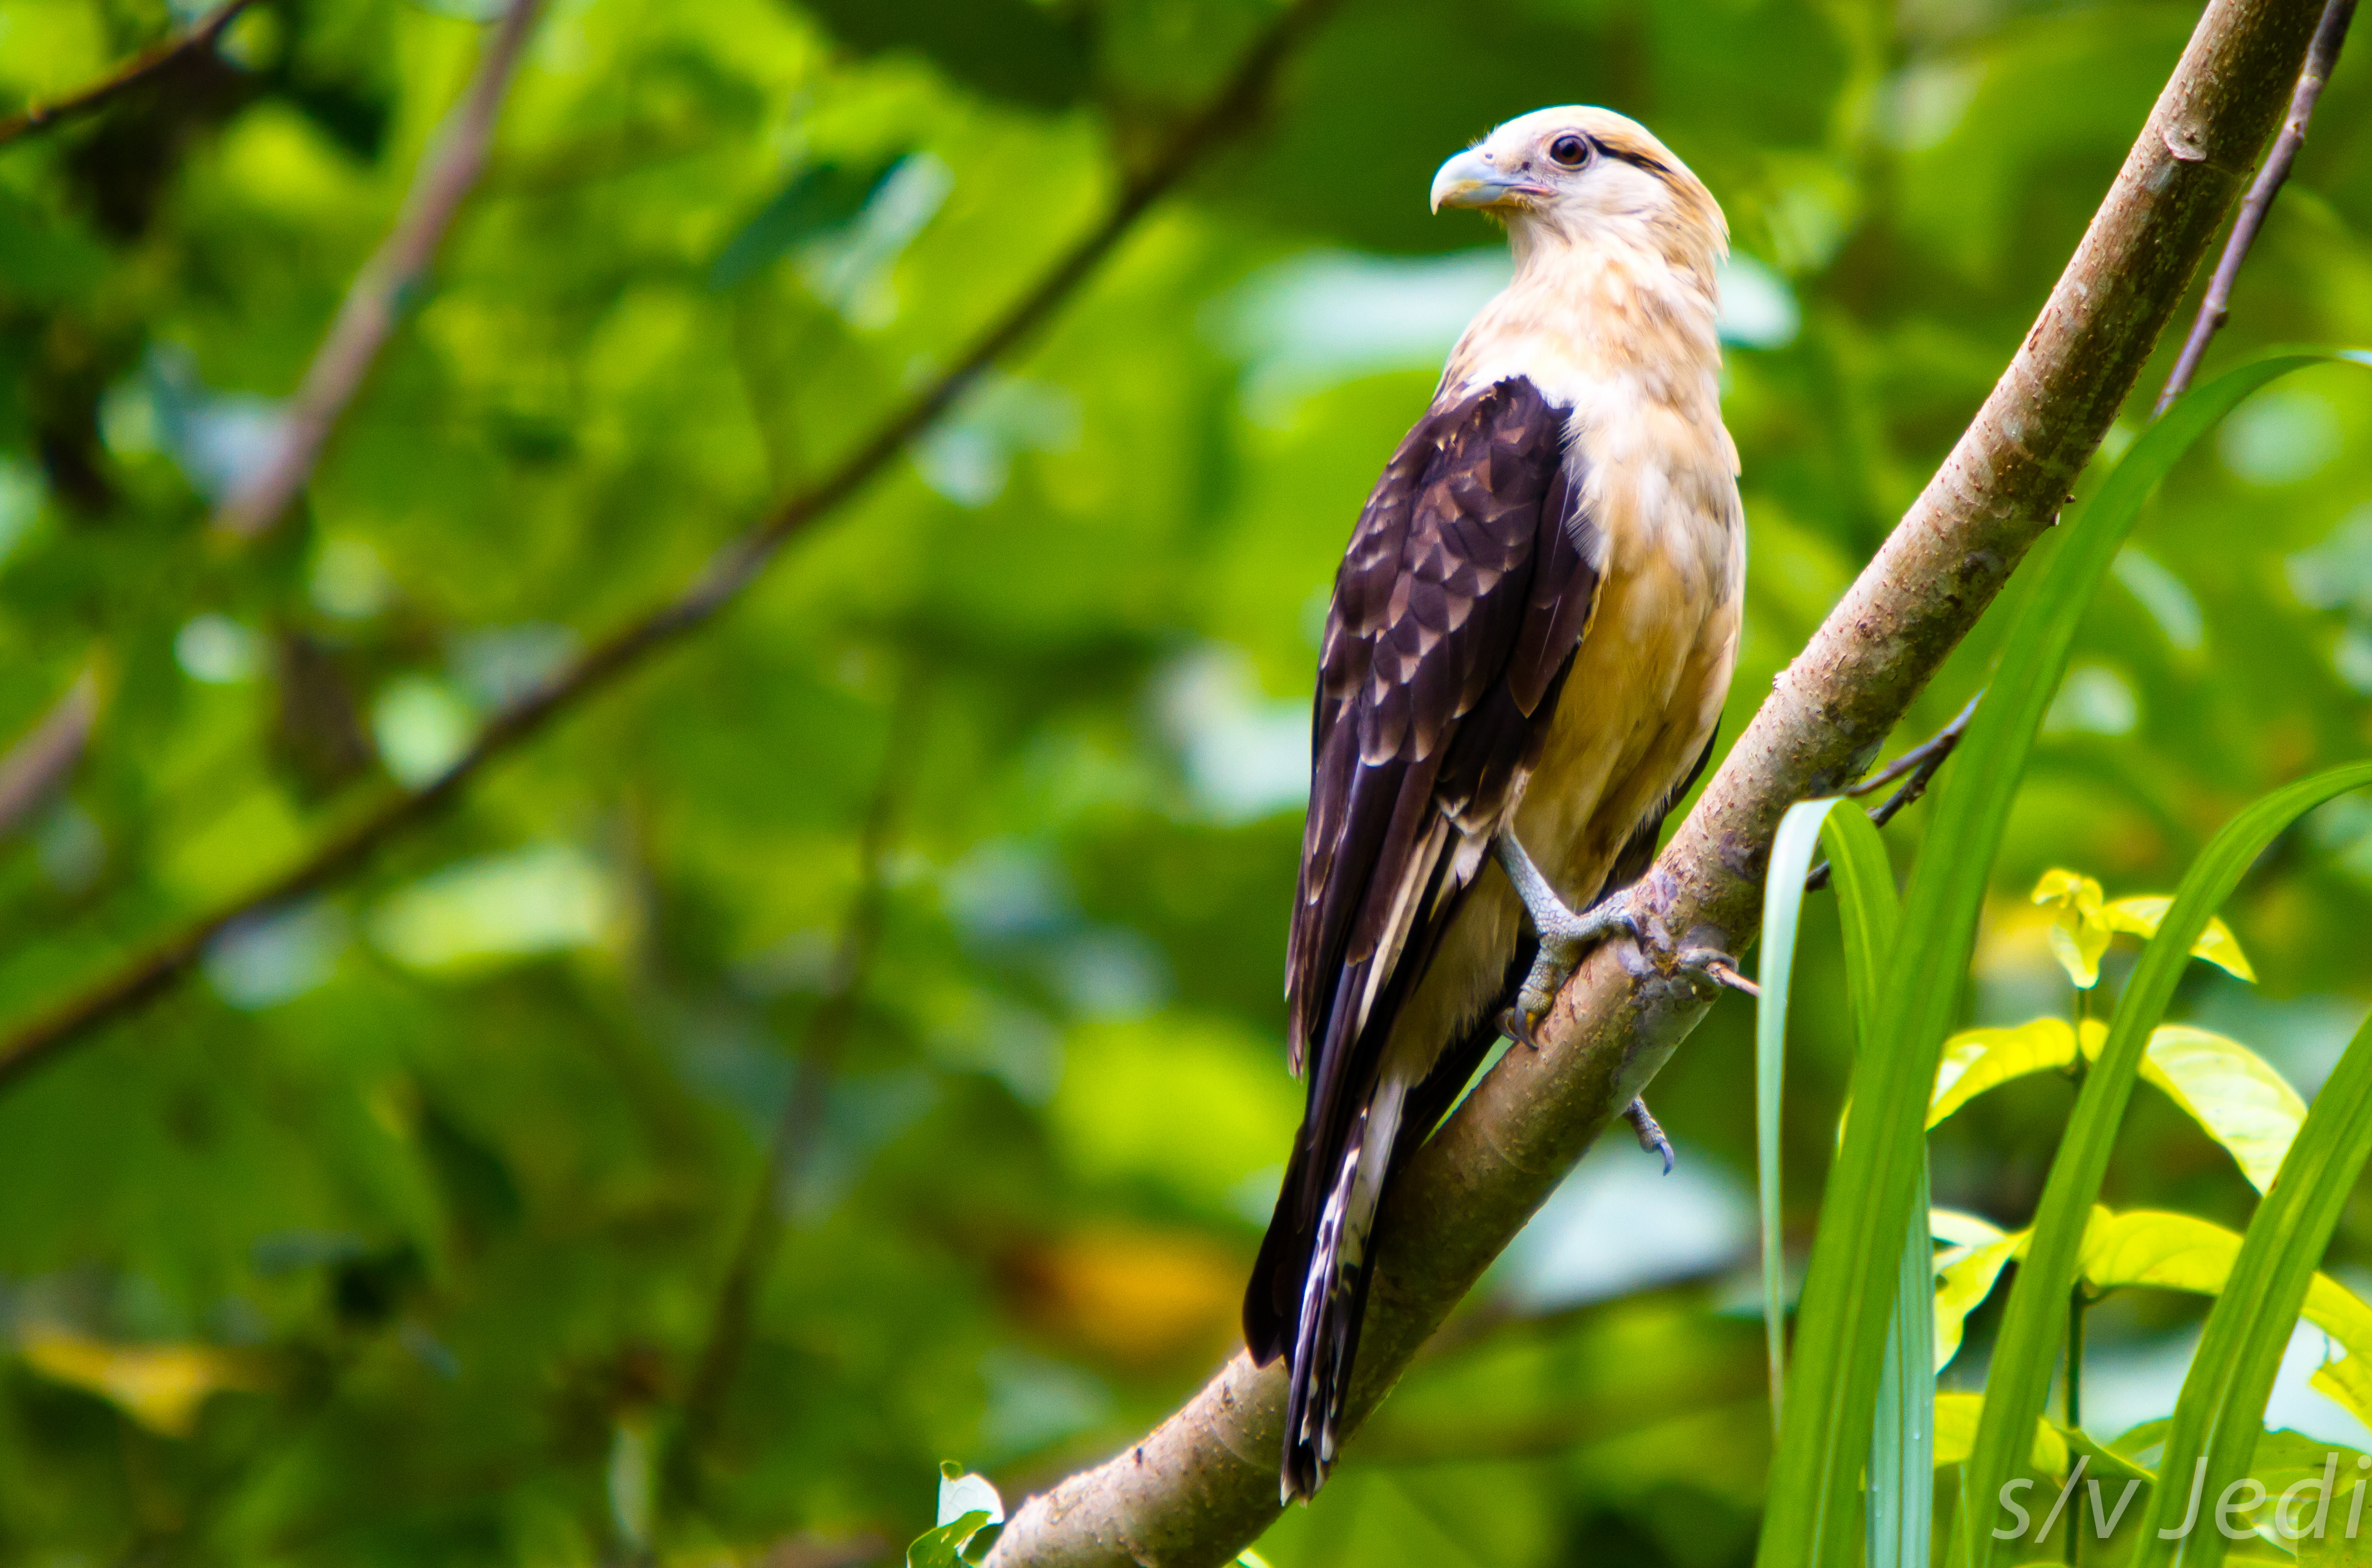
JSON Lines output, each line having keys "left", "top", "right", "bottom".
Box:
{"left": 18, "top": 1326, "right": 263, "bottom": 1437}
{"left": 2309, "top": 1352, "right": 2372, "bottom": 1431}
{"left": 1930, "top": 1018, "right": 2089, "bottom": 1125}
{"left": 2136, "top": 1026, "right": 2305, "bottom": 1194}
{"left": 1932, "top": 1392, "right": 2067, "bottom": 1474}
{"left": 1935, "top": 1223, "right": 2023, "bottom": 1373}
{"left": 2099, "top": 896, "right": 2256, "bottom": 982}
{"left": 2033, "top": 868, "right": 2109, "bottom": 988}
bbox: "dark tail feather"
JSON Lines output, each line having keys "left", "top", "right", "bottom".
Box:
{"left": 1279, "top": 1108, "right": 1381, "bottom": 1500}
{"left": 1246, "top": 947, "right": 1532, "bottom": 1499}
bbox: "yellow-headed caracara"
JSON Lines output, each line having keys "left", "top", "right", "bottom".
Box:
{"left": 1245, "top": 108, "right": 1744, "bottom": 1500}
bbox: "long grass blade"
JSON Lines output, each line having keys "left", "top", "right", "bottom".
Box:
{"left": 1951, "top": 355, "right": 2372, "bottom": 1568}
{"left": 1758, "top": 798, "right": 1845, "bottom": 1430}
{"left": 1757, "top": 352, "right": 2368, "bottom": 1568}
{"left": 1822, "top": 810, "right": 1930, "bottom": 1568}
{"left": 1964, "top": 763, "right": 2372, "bottom": 1564}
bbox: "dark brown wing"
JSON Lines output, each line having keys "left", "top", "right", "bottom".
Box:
{"left": 1249, "top": 377, "right": 1600, "bottom": 1362}
{"left": 1286, "top": 377, "right": 1597, "bottom": 1076}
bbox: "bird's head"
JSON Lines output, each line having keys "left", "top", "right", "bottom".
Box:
{"left": 1429, "top": 107, "right": 1725, "bottom": 273}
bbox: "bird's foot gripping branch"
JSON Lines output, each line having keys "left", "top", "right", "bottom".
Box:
{"left": 983, "top": 0, "right": 2332, "bottom": 1563}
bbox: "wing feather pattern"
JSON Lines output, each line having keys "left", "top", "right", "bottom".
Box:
{"left": 1247, "top": 379, "right": 1604, "bottom": 1492}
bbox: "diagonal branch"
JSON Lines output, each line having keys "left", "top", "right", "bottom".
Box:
{"left": 0, "top": 0, "right": 1337, "bottom": 1092}
{"left": 0, "top": 669, "right": 101, "bottom": 839}
{"left": 983, "top": 1, "right": 2326, "bottom": 1562}
{"left": 0, "top": 0, "right": 253, "bottom": 150}
{"left": 2155, "top": 0, "right": 2357, "bottom": 412}
{"left": 212, "top": 0, "right": 546, "bottom": 541}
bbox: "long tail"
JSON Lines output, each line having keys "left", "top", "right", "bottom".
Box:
{"left": 1279, "top": 1079, "right": 1401, "bottom": 1500}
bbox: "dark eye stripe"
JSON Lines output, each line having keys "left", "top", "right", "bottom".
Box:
{"left": 1602, "top": 145, "right": 1675, "bottom": 186}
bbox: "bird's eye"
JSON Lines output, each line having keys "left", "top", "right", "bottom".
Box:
{"left": 1548, "top": 134, "right": 1592, "bottom": 168}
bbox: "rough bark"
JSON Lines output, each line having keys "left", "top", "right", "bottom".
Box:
{"left": 985, "top": 1, "right": 2324, "bottom": 1562}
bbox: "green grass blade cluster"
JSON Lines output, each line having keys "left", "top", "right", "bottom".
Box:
{"left": 1756, "top": 353, "right": 2365, "bottom": 1568}
{"left": 1955, "top": 356, "right": 2372, "bottom": 1568}
{"left": 1965, "top": 763, "right": 2372, "bottom": 1563}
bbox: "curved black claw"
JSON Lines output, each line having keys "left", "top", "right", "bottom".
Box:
{"left": 1500, "top": 1005, "right": 1545, "bottom": 1051}
{"left": 1624, "top": 1097, "right": 1675, "bottom": 1174}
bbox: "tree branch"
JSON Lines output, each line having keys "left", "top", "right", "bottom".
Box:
{"left": 0, "top": 670, "right": 100, "bottom": 838}
{"left": 2155, "top": 0, "right": 2357, "bottom": 412}
{"left": 0, "top": 0, "right": 1337, "bottom": 1092}
{"left": 211, "top": 0, "right": 546, "bottom": 541}
{"left": 984, "top": 1, "right": 2324, "bottom": 1562}
{"left": 0, "top": 0, "right": 252, "bottom": 150}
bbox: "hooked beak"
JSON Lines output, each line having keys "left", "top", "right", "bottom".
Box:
{"left": 1429, "top": 146, "right": 1550, "bottom": 213}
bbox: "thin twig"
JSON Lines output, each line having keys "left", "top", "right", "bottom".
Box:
{"left": 668, "top": 666, "right": 927, "bottom": 1495}
{"left": 0, "top": 671, "right": 100, "bottom": 838}
{"left": 2155, "top": 0, "right": 2357, "bottom": 413}
{"left": 1802, "top": 691, "right": 1981, "bottom": 891}
{"left": 0, "top": 0, "right": 253, "bottom": 149}
{"left": 212, "top": 0, "right": 546, "bottom": 540}
{"left": 0, "top": 0, "right": 1336, "bottom": 1092}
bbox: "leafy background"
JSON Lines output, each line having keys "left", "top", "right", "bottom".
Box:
{"left": 1, "top": 0, "right": 2370, "bottom": 1562}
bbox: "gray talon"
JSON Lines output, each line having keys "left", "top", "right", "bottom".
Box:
{"left": 1495, "top": 832, "right": 1645, "bottom": 1046}
{"left": 1624, "top": 1097, "right": 1675, "bottom": 1174}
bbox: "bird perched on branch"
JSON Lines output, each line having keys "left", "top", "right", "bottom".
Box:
{"left": 1244, "top": 106, "right": 1744, "bottom": 1500}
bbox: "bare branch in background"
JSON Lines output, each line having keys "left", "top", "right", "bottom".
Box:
{"left": 670, "top": 666, "right": 929, "bottom": 1490}
{"left": 0, "top": 671, "right": 100, "bottom": 838}
{"left": 0, "top": 0, "right": 1337, "bottom": 1091}
{"left": 211, "top": 0, "right": 546, "bottom": 541}
{"left": 983, "top": 1, "right": 2326, "bottom": 1561}
{"left": 2156, "top": 0, "right": 2358, "bottom": 411}
{"left": 0, "top": 0, "right": 253, "bottom": 149}
{"left": 1802, "top": 691, "right": 1981, "bottom": 892}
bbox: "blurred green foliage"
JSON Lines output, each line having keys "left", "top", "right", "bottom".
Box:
{"left": 1, "top": 0, "right": 2371, "bottom": 1562}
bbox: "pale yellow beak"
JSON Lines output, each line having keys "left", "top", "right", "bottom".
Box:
{"left": 1429, "top": 146, "right": 1551, "bottom": 213}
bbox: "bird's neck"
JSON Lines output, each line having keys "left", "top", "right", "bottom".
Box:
{"left": 1443, "top": 227, "right": 1724, "bottom": 415}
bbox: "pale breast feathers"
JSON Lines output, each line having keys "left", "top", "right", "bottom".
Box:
{"left": 1285, "top": 377, "right": 1600, "bottom": 1079}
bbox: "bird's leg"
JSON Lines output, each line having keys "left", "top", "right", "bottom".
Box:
{"left": 1495, "top": 832, "right": 1760, "bottom": 1047}
{"left": 1493, "top": 830, "right": 1641, "bottom": 1047}
{"left": 1623, "top": 1097, "right": 1675, "bottom": 1174}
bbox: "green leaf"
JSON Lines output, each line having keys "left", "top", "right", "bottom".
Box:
{"left": 1933, "top": 1392, "right": 2068, "bottom": 1475}
{"left": 1818, "top": 808, "right": 1927, "bottom": 1568}
{"left": 712, "top": 155, "right": 912, "bottom": 290}
{"left": 1930, "top": 1019, "right": 2090, "bottom": 1126}
{"left": 1945, "top": 352, "right": 2372, "bottom": 1568}
{"left": 1758, "top": 800, "right": 1926, "bottom": 1566}
{"left": 1934, "top": 1216, "right": 2023, "bottom": 1373}
{"left": 2124, "top": 999, "right": 2372, "bottom": 1568}
{"left": 908, "top": 1512, "right": 993, "bottom": 1568}
{"left": 2099, "top": 897, "right": 2256, "bottom": 982}
{"left": 1929, "top": 1017, "right": 2303, "bottom": 1192}
{"left": 2072, "top": 1207, "right": 2372, "bottom": 1431}
{"left": 2033, "top": 868, "right": 2110, "bottom": 989}
{"left": 2135, "top": 1026, "right": 2304, "bottom": 1194}
{"left": 918, "top": 1463, "right": 1005, "bottom": 1565}
{"left": 1757, "top": 797, "right": 1846, "bottom": 1429}
{"left": 1822, "top": 806, "right": 1903, "bottom": 1036}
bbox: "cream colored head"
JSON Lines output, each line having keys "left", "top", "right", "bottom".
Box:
{"left": 1430, "top": 107, "right": 1726, "bottom": 279}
